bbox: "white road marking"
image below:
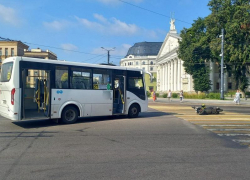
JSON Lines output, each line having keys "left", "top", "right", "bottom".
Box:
{"left": 232, "top": 139, "right": 250, "bottom": 143}
{"left": 201, "top": 125, "right": 250, "bottom": 127}
{"left": 218, "top": 134, "right": 250, "bottom": 136}
{"left": 208, "top": 129, "right": 250, "bottom": 131}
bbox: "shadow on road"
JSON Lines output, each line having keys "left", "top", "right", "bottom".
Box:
{"left": 12, "top": 110, "right": 171, "bottom": 129}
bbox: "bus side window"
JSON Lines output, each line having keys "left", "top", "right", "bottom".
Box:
{"left": 71, "top": 67, "right": 92, "bottom": 89}
{"left": 93, "top": 69, "right": 112, "bottom": 90}
{"left": 127, "top": 70, "right": 145, "bottom": 100}
{"left": 55, "top": 66, "right": 68, "bottom": 89}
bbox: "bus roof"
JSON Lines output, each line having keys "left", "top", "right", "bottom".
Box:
{"left": 4, "top": 56, "right": 143, "bottom": 72}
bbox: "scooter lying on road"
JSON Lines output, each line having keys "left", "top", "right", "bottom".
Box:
{"left": 192, "top": 104, "right": 223, "bottom": 115}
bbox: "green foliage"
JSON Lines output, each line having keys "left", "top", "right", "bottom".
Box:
{"left": 246, "top": 92, "right": 250, "bottom": 96}
{"left": 156, "top": 93, "right": 160, "bottom": 97}
{"left": 206, "top": 0, "right": 250, "bottom": 93}
{"left": 172, "top": 93, "right": 178, "bottom": 98}
{"left": 207, "top": 93, "right": 221, "bottom": 99}
{"left": 146, "top": 91, "right": 151, "bottom": 97}
{"left": 178, "top": 18, "right": 211, "bottom": 92}
{"left": 225, "top": 90, "right": 236, "bottom": 97}
{"left": 162, "top": 93, "right": 168, "bottom": 98}
{"left": 183, "top": 92, "right": 206, "bottom": 99}
{"left": 179, "top": 1, "right": 250, "bottom": 92}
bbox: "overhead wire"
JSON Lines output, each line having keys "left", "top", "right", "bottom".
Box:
{"left": 0, "top": 36, "right": 124, "bottom": 63}
{"left": 117, "top": 0, "right": 192, "bottom": 25}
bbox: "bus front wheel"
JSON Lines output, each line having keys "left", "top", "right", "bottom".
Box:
{"left": 128, "top": 104, "right": 139, "bottom": 118}
{"left": 61, "top": 106, "right": 78, "bottom": 124}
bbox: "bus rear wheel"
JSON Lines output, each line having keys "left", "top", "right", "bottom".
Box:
{"left": 61, "top": 106, "right": 78, "bottom": 124}
{"left": 128, "top": 104, "right": 139, "bottom": 118}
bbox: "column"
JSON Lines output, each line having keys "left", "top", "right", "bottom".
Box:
{"left": 171, "top": 60, "right": 174, "bottom": 91}
{"left": 165, "top": 63, "right": 168, "bottom": 91}
{"left": 178, "top": 59, "right": 181, "bottom": 91}
{"left": 189, "top": 74, "right": 192, "bottom": 91}
{"left": 180, "top": 61, "right": 183, "bottom": 90}
{"left": 160, "top": 65, "right": 163, "bottom": 91}
{"left": 162, "top": 64, "right": 165, "bottom": 92}
{"left": 157, "top": 67, "right": 160, "bottom": 91}
{"left": 173, "top": 59, "right": 177, "bottom": 91}
{"left": 168, "top": 62, "right": 171, "bottom": 91}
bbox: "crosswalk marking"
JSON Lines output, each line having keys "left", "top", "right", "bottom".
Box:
{"left": 218, "top": 134, "right": 250, "bottom": 136}
{"left": 201, "top": 125, "right": 250, "bottom": 127}
{"left": 233, "top": 139, "right": 250, "bottom": 143}
{"left": 208, "top": 129, "right": 250, "bottom": 131}
{"left": 149, "top": 103, "right": 250, "bottom": 147}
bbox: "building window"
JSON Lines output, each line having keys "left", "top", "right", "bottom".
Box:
{"left": 228, "top": 82, "right": 232, "bottom": 89}
{"left": 150, "top": 61, "right": 153, "bottom": 65}
{"left": 0, "top": 48, "right": 2, "bottom": 56}
{"left": 150, "top": 67, "right": 153, "bottom": 71}
{"left": 142, "top": 67, "right": 145, "bottom": 70}
{"left": 11, "top": 48, "right": 14, "bottom": 56}
{"left": 5, "top": 48, "right": 8, "bottom": 56}
{"left": 136, "top": 61, "right": 139, "bottom": 65}
{"left": 142, "top": 61, "right": 145, "bottom": 65}
{"left": 125, "top": 63, "right": 126, "bottom": 66}
{"left": 216, "top": 82, "right": 220, "bottom": 90}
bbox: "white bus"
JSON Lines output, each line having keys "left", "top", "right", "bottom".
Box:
{"left": 0, "top": 57, "right": 148, "bottom": 123}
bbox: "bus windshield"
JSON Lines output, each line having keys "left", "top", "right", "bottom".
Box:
{"left": 0, "top": 62, "right": 14, "bottom": 82}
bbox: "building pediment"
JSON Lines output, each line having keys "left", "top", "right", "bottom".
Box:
{"left": 157, "top": 33, "right": 181, "bottom": 59}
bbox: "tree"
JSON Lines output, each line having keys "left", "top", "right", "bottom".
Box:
{"left": 178, "top": 18, "right": 211, "bottom": 92}
{"left": 179, "top": 0, "right": 250, "bottom": 95}
{"left": 206, "top": 0, "right": 250, "bottom": 96}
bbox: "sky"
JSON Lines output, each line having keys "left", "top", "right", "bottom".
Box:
{"left": 0, "top": 0, "right": 211, "bottom": 65}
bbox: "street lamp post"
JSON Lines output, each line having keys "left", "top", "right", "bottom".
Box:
{"left": 101, "top": 47, "right": 115, "bottom": 64}
{"left": 220, "top": 29, "right": 224, "bottom": 100}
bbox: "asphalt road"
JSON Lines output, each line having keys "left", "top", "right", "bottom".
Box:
{"left": 155, "top": 98, "right": 250, "bottom": 115}
{"left": 0, "top": 105, "right": 250, "bottom": 180}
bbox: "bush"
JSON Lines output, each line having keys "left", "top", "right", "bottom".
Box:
{"left": 207, "top": 93, "right": 220, "bottom": 99}
{"left": 146, "top": 91, "right": 151, "bottom": 97}
{"left": 225, "top": 90, "right": 236, "bottom": 97}
{"left": 162, "top": 93, "right": 168, "bottom": 98}
{"left": 156, "top": 93, "right": 160, "bottom": 97}
{"left": 182, "top": 92, "right": 206, "bottom": 99}
{"left": 172, "top": 93, "right": 178, "bottom": 98}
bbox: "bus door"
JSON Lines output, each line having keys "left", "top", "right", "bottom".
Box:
{"left": 21, "top": 69, "right": 51, "bottom": 120}
{"left": 113, "top": 75, "right": 126, "bottom": 114}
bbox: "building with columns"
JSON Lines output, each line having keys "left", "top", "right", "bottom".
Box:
{"left": 156, "top": 19, "right": 194, "bottom": 93}
{"left": 156, "top": 19, "right": 250, "bottom": 93}
{"left": 120, "top": 42, "right": 162, "bottom": 91}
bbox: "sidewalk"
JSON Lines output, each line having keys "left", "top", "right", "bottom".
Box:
{"left": 150, "top": 97, "right": 250, "bottom": 106}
